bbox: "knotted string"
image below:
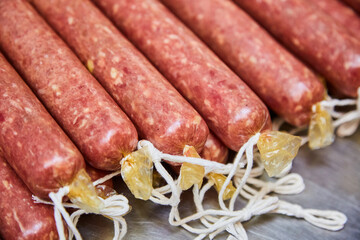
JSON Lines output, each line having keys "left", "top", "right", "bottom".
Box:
{"left": 33, "top": 173, "right": 131, "bottom": 240}
{"left": 33, "top": 131, "right": 348, "bottom": 239}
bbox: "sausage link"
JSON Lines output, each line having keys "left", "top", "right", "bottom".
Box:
{"left": 0, "top": 52, "right": 84, "bottom": 198}
{"left": 93, "top": 0, "right": 271, "bottom": 151}
{"left": 0, "top": 155, "right": 59, "bottom": 240}
{"left": 235, "top": 0, "right": 360, "bottom": 98}
{"left": 200, "top": 133, "right": 229, "bottom": 165}
{"left": 0, "top": 0, "right": 138, "bottom": 171}
{"left": 162, "top": 0, "right": 325, "bottom": 127}
{"left": 0, "top": 157, "right": 59, "bottom": 239}
{"left": 30, "top": 0, "right": 208, "bottom": 156}
{"left": 310, "top": 0, "right": 360, "bottom": 40}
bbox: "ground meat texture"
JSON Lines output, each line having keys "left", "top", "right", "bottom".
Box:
{"left": 0, "top": 0, "right": 138, "bottom": 171}
{"left": 162, "top": 0, "right": 325, "bottom": 127}
{"left": 235, "top": 0, "right": 360, "bottom": 98}
{"left": 311, "top": 0, "right": 360, "bottom": 40}
{"left": 200, "top": 133, "right": 229, "bottom": 165}
{"left": 341, "top": 0, "right": 360, "bottom": 13}
{"left": 0, "top": 52, "right": 85, "bottom": 199}
{"left": 93, "top": 0, "right": 271, "bottom": 151}
{"left": 30, "top": 0, "right": 208, "bottom": 156}
{"left": 0, "top": 156, "right": 59, "bottom": 240}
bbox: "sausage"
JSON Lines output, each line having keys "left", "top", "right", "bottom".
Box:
{"left": 29, "top": 0, "right": 208, "bottom": 157}
{"left": 0, "top": 0, "right": 138, "bottom": 171}
{"left": 92, "top": 0, "right": 271, "bottom": 151}
{"left": 161, "top": 0, "right": 325, "bottom": 127}
{"left": 341, "top": 0, "right": 360, "bottom": 13}
{"left": 200, "top": 133, "right": 228, "bottom": 165}
{"left": 0, "top": 52, "right": 84, "bottom": 198}
{"left": 310, "top": 0, "right": 360, "bottom": 40}
{"left": 235, "top": 0, "right": 360, "bottom": 98}
{"left": 0, "top": 155, "right": 59, "bottom": 240}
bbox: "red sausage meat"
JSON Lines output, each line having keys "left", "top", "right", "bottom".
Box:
{"left": 162, "top": 0, "right": 325, "bottom": 127}
{"left": 0, "top": 0, "right": 138, "bottom": 171}
{"left": 30, "top": 0, "right": 209, "bottom": 156}
{"left": 93, "top": 0, "right": 271, "bottom": 151}
{"left": 200, "top": 133, "right": 229, "bottom": 165}
{"left": 235, "top": 0, "right": 360, "bottom": 98}
{"left": 310, "top": 0, "right": 360, "bottom": 40}
{"left": 0, "top": 52, "right": 84, "bottom": 198}
{"left": 0, "top": 155, "right": 59, "bottom": 240}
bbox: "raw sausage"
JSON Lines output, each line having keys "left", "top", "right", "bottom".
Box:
{"left": 0, "top": 0, "right": 138, "bottom": 171}
{"left": 0, "top": 52, "right": 84, "bottom": 198}
{"left": 0, "top": 155, "right": 59, "bottom": 240}
{"left": 93, "top": 0, "right": 271, "bottom": 151}
{"left": 162, "top": 0, "right": 325, "bottom": 127}
{"left": 0, "top": 52, "right": 85, "bottom": 198}
{"left": 235, "top": 0, "right": 360, "bottom": 98}
{"left": 30, "top": 0, "right": 209, "bottom": 156}
{"left": 311, "top": 0, "right": 360, "bottom": 39}
{"left": 200, "top": 133, "right": 228, "bottom": 165}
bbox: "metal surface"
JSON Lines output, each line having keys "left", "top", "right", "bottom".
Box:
{"left": 78, "top": 130, "right": 360, "bottom": 239}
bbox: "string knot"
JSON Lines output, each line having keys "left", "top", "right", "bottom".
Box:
{"left": 262, "top": 181, "right": 276, "bottom": 194}
{"left": 242, "top": 208, "right": 253, "bottom": 222}
{"left": 292, "top": 204, "right": 305, "bottom": 218}
{"left": 273, "top": 200, "right": 347, "bottom": 231}
{"left": 138, "top": 140, "right": 162, "bottom": 163}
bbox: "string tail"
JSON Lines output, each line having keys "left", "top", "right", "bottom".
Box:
{"left": 272, "top": 200, "right": 347, "bottom": 231}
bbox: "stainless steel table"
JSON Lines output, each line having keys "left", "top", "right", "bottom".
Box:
{"left": 78, "top": 130, "right": 360, "bottom": 239}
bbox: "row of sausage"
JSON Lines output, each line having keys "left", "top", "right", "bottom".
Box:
{"left": 0, "top": 0, "right": 359, "bottom": 239}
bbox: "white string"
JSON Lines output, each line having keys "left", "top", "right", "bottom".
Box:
{"left": 132, "top": 135, "right": 275, "bottom": 239}
{"left": 320, "top": 88, "right": 360, "bottom": 137}
{"left": 48, "top": 186, "right": 82, "bottom": 240}
{"left": 131, "top": 134, "right": 347, "bottom": 238}
{"left": 137, "top": 140, "right": 233, "bottom": 174}
{"left": 53, "top": 199, "right": 66, "bottom": 240}
{"left": 92, "top": 169, "right": 121, "bottom": 186}
{"left": 32, "top": 173, "right": 130, "bottom": 240}
{"left": 233, "top": 173, "right": 346, "bottom": 232}
{"left": 31, "top": 128, "right": 349, "bottom": 239}
{"left": 136, "top": 140, "right": 233, "bottom": 209}
{"left": 272, "top": 200, "right": 347, "bottom": 231}
{"left": 68, "top": 194, "right": 130, "bottom": 240}
{"left": 229, "top": 134, "right": 260, "bottom": 211}
{"left": 239, "top": 173, "right": 305, "bottom": 196}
